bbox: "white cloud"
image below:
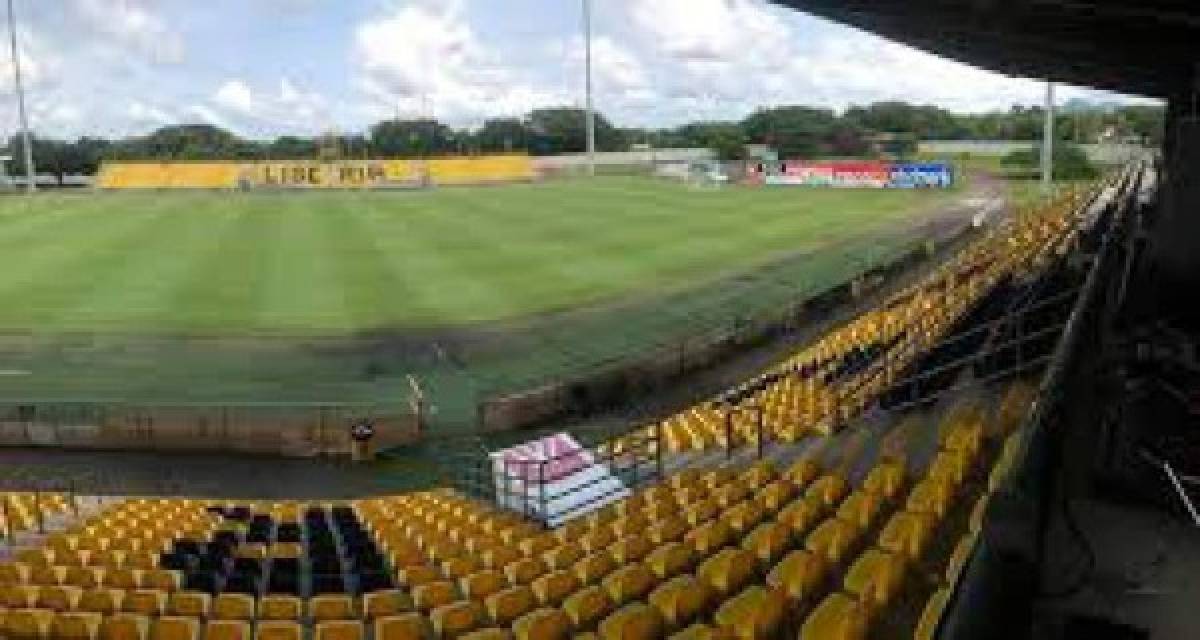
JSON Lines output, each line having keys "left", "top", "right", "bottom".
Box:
{"left": 214, "top": 80, "right": 255, "bottom": 114}
{"left": 74, "top": 0, "right": 185, "bottom": 64}
{"left": 353, "top": 2, "right": 564, "bottom": 125}
{"left": 126, "top": 101, "right": 176, "bottom": 127}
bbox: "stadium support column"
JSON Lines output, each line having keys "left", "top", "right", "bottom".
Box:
{"left": 583, "top": 0, "right": 596, "bottom": 176}
{"left": 1040, "top": 81, "right": 1055, "bottom": 195}
{"left": 6, "top": 0, "right": 33, "bottom": 193}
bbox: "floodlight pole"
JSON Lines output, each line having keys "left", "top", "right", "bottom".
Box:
{"left": 6, "top": 0, "right": 33, "bottom": 193}
{"left": 582, "top": 0, "right": 596, "bottom": 176}
{"left": 1041, "top": 81, "right": 1055, "bottom": 195}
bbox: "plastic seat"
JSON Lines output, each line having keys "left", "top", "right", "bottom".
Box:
{"left": 877, "top": 511, "right": 935, "bottom": 562}
{"left": 579, "top": 529, "right": 616, "bottom": 555}
{"left": 765, "top": 550, "right": 825, "bottom": 603}
{"left": 740, "top": 521, "right": 791, "bottom": 566}
{"left": 842, "top": 549, "right": 906, "bottom": 614}
{"left": 442, "top": 557, "right": 480, "bottom": 580}
{"left": 862, "top": 462, "right": 905, "bottom": 501}
{"left": 254, "top": 621, "right": 303, "bottom": 640}
{"left": 458, "top": 629, "right": 508, "bottom": 640}
{"left": 804, "top": 475, "right": 849, "bottom": 508}
{"left": 363, "top": 589, "right": 413, "bottom": 620}
{"left": 430, "top": 600, "right": 485, "bottom": 638}
{"left": 35, "top": 582, "right": 78, "bottom": 609}
{"left": 149, "top": 616, "right": 199, "bottom": 640}
{"left": 784, "top": 459, "right": 821, "bottom": 489}
{"left": 683, "top": 500, "right": 719, "bottom": 527}
{"left": 647, "top": 575, "right": 712, "bottom": 630}
{"left": 78, "top": 588, "right": 123, "bottom": 615}
{"left": 598, "top": 602, "right": 665, "bottom": 640}
{"left": 713, "top": 483, "right": 753, "bottom": 510}
{"left": 600, "top": 564, "right": 657, "bottom": 606}
{"left": 804, "top": 519, "right": 861, "bottom": 566}
{"left": 926, "top": 450, "right": 970, "bottom": 490}
{"left": 667, "top": 623, "right": 736, "bottom": 640}
{"left": 121, "top": 589, "right": 167, "bottom": 616}
{"left": 258, "top": 595, "right": 303, "bottom": 621}
{"left": 696, "top": 548, "right": 756, "bottom": 598}
{"left": 314, "top": 620, "right": 365, "bottom": 640}
{"left": 519, "top": 534, "right": 558, "bottom": 558}
{"left": 905, "top": 480, "right": 953, "bottom": 520}
{"left": 485, "top": 585, "right": 536, "bottom": 626}
{"left": 645, "top": 517, "right": 688, "bottom": 546}
{"left": 531, "top": 570, "right": 580, "bottom": 607}
{"left": 542, "top": 544, "right": 585, "bottom": 571}
{"left": 713, "top": 586, "right": 787, "bottom": 640}
{"left": 204, "top": 620, "right": 251, "bottom": 640}
{"left": 167, "top": 591, "right": 210, "bottom": 618}
{"left": 99, "top": 613, "right": 150, "bottom": 640}
{"left": 64, "top": 567, "right": 102, "bottom": 589}
{"left": 50, "top": 611, "right": 103, "bottom": 640}
{"left": 309, "top": 594, "right": 356, "bottom": 622}
{"left": 105, "top": 568, "right": 142, "bottom": 590}
{"left": 914, "top": 587, "right": 950, "bottom": 640}
{"left": 213, "top": 593, "right": 255, "bottom": 621}
{"left": 505, "top": 558, "right": 546, "bottom": 586}
{"left": 683, "top": 520, "right": 733, "bottom": 557}
{"left": 798, "top": 593, "right": 868, "bottom": 640}
{"left": 374, "top": 613, "right": 433, "bottom": 640}
{"left": 461, "top": 570, "right": 506, "bottom": 602}
{"left": 413, "top": 580, "right": 458, "bottom": 612}
{"left": 754, "top": 480, "right": 796, "bottom": 512}
{"left": 513, "top": 607, "right": 572, "bottom": 640}
{"left": 481, "top": 547, "right": 522, "bottom": 571}
{"left": 396, "top": 565, "right": 441, "bottom": 589}
{"left": 572, "top": 552, "right": 617, "bottom": 586}
{"left": 645, "top": 542, "right": 695, "bottom": 581}
{"left": 776, "top": 498, "right": 824, "bottom": 538}
{"left": 3, "top": 607, "right": 55, "bottom": 639}
{"left": 0, "top": 561, "right": 30, "bottom": 586}
{"left": 562, "top": 585, "right": 613, "bottom": 630}
{"left": 723, "top": 501, "right": 766, "bottom": 534}
{"left": 31, "top": 565, "right": 66, "bottom": 586}
{"left": 143, "top": 570, "right": 182, "bottom": 593}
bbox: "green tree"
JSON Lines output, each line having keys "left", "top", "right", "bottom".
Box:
{"left": 741, "top": 106, "right": 839, "bottom": 158}
{"left": 527, "top": 107, "right": 624, "bottom": 154}
{"left": 368, "top": 119, "right": 454, "bottom": 157}
{"left": 1000, "top": 142, "right": 1098, "bottom": 180}
{"left": 475, "top": 118, "right": 532, "bottom": 153}
{"left": 672, "top": 122, "right": 745, "bottom": 160}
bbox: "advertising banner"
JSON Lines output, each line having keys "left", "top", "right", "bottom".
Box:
{"left": 752, "top": 160, "right": 953, "bottom": 189}
{"left": 890, "top": 162, "right": 954, "bottom": 188}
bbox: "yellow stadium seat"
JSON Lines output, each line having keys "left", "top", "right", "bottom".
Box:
{"left": 3, "top": 607, "right": 55, "bottom": 639}
{"left": 505, "top": 557, "right": 546, "bottom": 586}
{"left": 562, "top": 585, "right": 613, "bottom": 630}
{"left": 646, "top": 518, "right": 688, "bottom": 546}
{"left": 105, "top": 569, "right": 141, "bottom": 590}
{"left": 50, "top": 611, "right": 102, "bottom": 640}
{"left": 459, "top": 629, "right": 508, "bottom": 640}
{"left": 531, "top": 570, "right": 579, "bottom": 607}
{"left": 481, "top": 547, "right": 522, "bottom": 571}
{"left": 142, "top": 570, "right": 181, "bottom": 593}
{"left": 100, "top": 613, "right": 150, "bottom": 640}
{"left": 150, "top": 616, "right": 198, "bottom": 640}
{"left": 754, "top": 480, "right": 796, "bottom": 512}
{"left": 254, "top": 621, "right": 302, "bottom": 640}
{"left": 667, "top": 623, "right": 737, "bottom": 640}
{"left": 213, "top": 593, "right": 255, "bottom": 621}
{"left": 0, "top": 561, "right": 30, "bottom": 586}
{"left": 374, "top": 614, "right": 432, "bottom": 640}
{"left": 683, "top": 520, "right": 733, "bottom": 557}
{"left": 804, "top": 519, "right": 861, "bottom": 566}
{"left": 484, "top": 585, "right": 536, "bottom": 626}
{"left": 413, "top": 581, "right": 458, "bottom": 612}
{"left": 765, "top": 550, "right": 825, "bottom": 604}
{"left": 363, "top": 590, "right": 413, "bottom": 620}
{"left": 79, "top": 588, "right": 123, "bottom": 614}
{"left": 601, "top": 564, "right": 657, "bottom": 606}
{"left": 1, "top": 585, "right": 38, "bottom": 608}
{"left": 519, "top": 534, "right": 558, "bottom": 558}
{"left": 776, "top": 498, "right": 824, "bottom": 538}
{"left": 713, "top": 483, "right": 753, "bottom": 510}
{"left": 37, "top": 585, "right": 82, "bottom": 612}
{"left": 430, "top": 600, "right": 485, "bottom": 638}
{"left": 723, "top": 500, "right": 766, "bottom": 534}
{"left": 805, "top": 475, "right": 850, "bottom": 508}
{"left": 315, "top": 620, "right": 365, "bottom": 640}
{"left": 799, "top": 593, "right": 868, "bottom": 640}
{"left": 843, "top": 550, "right": 907, "bottom": 615}
{"left": 121, "top": 589, "right": 166, "bottom": 616}
{"left": 579, "top": 529, "right": 616, "bottom": 555}
{"left": 598, "top": 602, "right": 664, "bottom": 640}
{"left": 461, "top": 570, "right": 506, "bottom": 602}
{"left": 784, "top": 459, "right": 821, "bottom": 488}
{"left": 542, "top": 544, "right": 585, "bottom": 571}
{"left": 442, "top": 557, "right": 480, "bottom": 581}
{"left": 697, "top": 548, "right": 757, "bottom": 598}
{"left": 914, "top": 587, "right": 951, "bottom": 640}
{"left": 397, "top": 565, "right": 442, "bottom": 589}
{"left": 877, "top": 511, "right": 936, "bottom": 562}
{"left": 741, "top": 521, "right": 791, "bottom": 566}
{"left": 645, "top": 542, "right": 695, "bottom": 580}
{"left": 166, "top": 591, "right": 210, "bottom": 618}
{"left": 926, "top": 450, "right": 970, "bottom": 490}
{"left": 862, "top": 462, "right": 905, "bottom": 501}
{"left": 905, "top": 480, "right": 953, "bottom": 520}
{"left": 572, "top": 552, "right": 617, "bottom": 586}
{"left": 258, "top": 595, "right": 302, "bottom": 621}
{"left": 552, "top": 521, "right": 590, "bottom": 546}
{"left": 309, "top": 594, "right": 356, "bottom": 622}
{"left": 647, "top": 575, "right": 712, "bottom": 630}
{"left": 683, "top": 500, "right": 719, "bottom": 527}
{"left": 608, "top": 535, "right": 654, "bottom": 565}
{"left": 836, "top": 491, "right": 884, "bottom": 533}
{"left": 204, "top": 620, "right": 251, "bottom": 640}
{"left": 713, "top": 586, "right": 787, "bottom": 640}
{"left": 513, "top": 607, "right": 572, "bottom": 640}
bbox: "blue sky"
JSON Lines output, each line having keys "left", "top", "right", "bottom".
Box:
{"left": 0, "top": 0, "right": 1155, "bottom": 140}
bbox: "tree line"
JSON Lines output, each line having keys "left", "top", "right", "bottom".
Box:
{"left": 4, "top": 102, "right": 1163, "bottom": 184}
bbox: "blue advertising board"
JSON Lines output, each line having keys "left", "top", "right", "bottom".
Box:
{"left": 889, "top": 162, "right": 954, "bottom": 188}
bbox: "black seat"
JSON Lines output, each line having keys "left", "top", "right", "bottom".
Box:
{"left": 310, "top": 555, "right": 342, "bottom": 575}
{"left": 173, "top": 539, "right": 201, "bottom": 556}
{"left": 356, "top": 570, "right": 393, "bottom": 593}
{"left": 271, "top": 557, "right": 300, "bottom": 574}
{"left": 268, "top": 570, "right": 300, "bottom": 595}
{"left": 224, "top": 572, "right": 260, "bottom": 595}
{"left": 276, "top": 524, "right": 302, "bottom": 543}
{"left": 233, "top": 557, "right": 262, "bottom": 576}
{"left": 160, "top": 552, "right": 193, "bottom": 572}
{"left": 185, "top": 570, "right": 219, "bottom": 594}
{"left": 312, "top": 572, "right": 346, "bottom": 594}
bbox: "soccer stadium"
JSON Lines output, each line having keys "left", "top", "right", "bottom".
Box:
{"left": 2, "top": 1, "right": 1198, "bottom": 640}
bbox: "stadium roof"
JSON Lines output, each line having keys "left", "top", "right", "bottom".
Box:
{"left": 773, "top": 1, "right": 1200, "bottom": 98}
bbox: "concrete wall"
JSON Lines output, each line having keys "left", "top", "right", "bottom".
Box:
{"left": 532, "top": 149, "right": 715, "bottom": 171}
{"left": 919, "top": 140, "right": 1148, "bottom": 164}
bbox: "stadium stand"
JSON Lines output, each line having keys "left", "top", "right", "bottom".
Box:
{"left": 0, "top": 378, "right": 1035, "bottom": 639}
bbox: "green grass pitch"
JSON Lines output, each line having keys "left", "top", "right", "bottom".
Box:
{"left": 0, "top": 176, "right": 961, "bottom": 429}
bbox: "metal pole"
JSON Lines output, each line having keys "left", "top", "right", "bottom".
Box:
{"left": 1041, "top": 81, "right": 1055, "bottom": 195}
{"left": 582, "top": 0, "right": 596, "bottom": 176}
{"left": 6, "top": 0, "right": 33, "bottom": 193}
